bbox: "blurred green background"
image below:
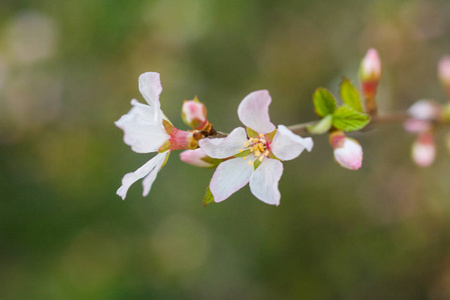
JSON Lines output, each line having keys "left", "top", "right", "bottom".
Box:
{"left": 1, "top": 0, "right": 450, "bottom": 299}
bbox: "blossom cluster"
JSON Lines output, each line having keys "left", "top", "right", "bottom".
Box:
{"left": 115, "top": 49, "right": 450, "bottom": 206}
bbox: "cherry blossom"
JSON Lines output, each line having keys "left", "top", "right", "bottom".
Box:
{"left": 115, "top": 72, "right": 196, "bottom": 200}
{"left": 199, "top": 90, "right": 313, "bottom": 206}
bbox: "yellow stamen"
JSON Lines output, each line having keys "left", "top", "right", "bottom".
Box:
{"left": 243, "top": 141, "right": 249, "bottom": 147}
{"left": 243, "top": 156, "right": 247, "bottom": 160}
{"left": 264, "top": 150, "right": 269, "bottom": 156}
{"left": 258, "top": 156, "right": 264, "bottom": 162}
{"left": 259, "top": 133, "right": 264, "bottom": 138}
{"left": 255, "top": 150, "right": 261, "bottom": 157}
{"left": 238, "top": 149, "right": 243, "bottom": 153}
{"left": 248, "top": 160, "right": 254, "bottom": 166}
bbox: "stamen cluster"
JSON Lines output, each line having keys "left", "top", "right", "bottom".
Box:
{"left": 240, "top": 134, "right": 270, "bottom": 165}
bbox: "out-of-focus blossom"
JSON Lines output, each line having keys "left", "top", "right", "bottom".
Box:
{"left": 438, "top": 56, "right": 450, "bottom": 97}
{"left": 199, "top": 90, "right": 313, "bottom": 206}
{"left": 116, "top": 72, "right": 197, "bottom": 200}
{"left": 329, "top": 131, "right": 363, "bottom": 170}
{"left": 404, "top": 100, "right": 442, "bottom": 133}
{"left": 412, "top": 132, "right": 435, "bottom": 167}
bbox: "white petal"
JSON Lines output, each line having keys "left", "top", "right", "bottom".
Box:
{"left": 117, "top": 152, "right": 169, "bottom": 200}
{"left": 271, "top": 125, "right": 313, "bottom": 161}
{"left": 115, "top": 112, "right": 169, "bottom": 153}
{"left": 210, "top": 157, "right": 253, "bottom": 202}
{"left": 249, "top": 158, "right": 283, "bottom": 206}
{"left": 237, "top": 90, "right": 276, "bottom": 134}
{"left": 199, "top": 127, "right": 248, "bottom": 159}
{"left": 139, "top": 72, "right": 162, "bottom": 111}
{"left": 129, "top": 99, "right": 159, "bottom": 122}
{"left": 142, "top": 152, "right": 169, "bottom": 196}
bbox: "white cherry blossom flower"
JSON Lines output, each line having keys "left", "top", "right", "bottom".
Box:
{"left": 199, "top": 90, "right": 313, "bottom": 206}
{"left": 116, "top": 72, "right": 196, "bottom": 200}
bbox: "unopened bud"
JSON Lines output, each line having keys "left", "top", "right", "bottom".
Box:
{"left": 180, "top": 148, "right": 221, "bottom": 168}
{"left": 359, "top": 48, "right": 382, "bottom": 115}
{"left": 438, "top": 56, "right": 450, "bottom": 97}
{"left": 412, "top": 132, "right": 435, "bottom": 167}
{"left": 407, "top": 99, "right": 441, "bottom": 120}
{"left": 182, "top": 98, "right": 209, "bottom": 130}
{"left": 329, "top": 131, "right": 363, "bottom": 170}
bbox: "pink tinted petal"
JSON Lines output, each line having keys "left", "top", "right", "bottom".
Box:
{"left": 117, "top": 151, "right": 169, "bottom": 200}
{"left": 142, "top": 152, "right": 170, "bottom": 196}
{"left": 237, "top": 90, "right": 276, "bottom": 134}
{"left": 271, "top": 125, "right": 313, "bottom": 161}
{"left": 210, "top": 157, "right": 253, "bottom": 202}
{"left": 249, "top": 158, "right": 283, "bottom": 206}
{"left": 199, "top": 127, "right": 248, "bottom": 159}
{"left": 115, "top": 112, "right": 169, "bottom": 153}
{"left": 179, "top": 149, "right": 213, "bottom": 168}
{"left": 139, "top": 72, "right": 163, "bottom": 113}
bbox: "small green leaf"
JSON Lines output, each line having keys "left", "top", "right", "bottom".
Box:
{"left": 202, "top": 186, "right": 214, "bottom": 207}
{"left": 313, "top": 88, "right": 337, "bottom": 117}
{"left": 332, "top": 105, "right": 370, "bottom": 132}
{"left": 340, "top": 78, "right": 363, "bottom": 112}
{"left": 307, "top": 114, "right": 333, "bottom": 134}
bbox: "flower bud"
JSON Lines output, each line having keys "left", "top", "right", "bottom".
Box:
{"left": 329, "top": 131, "right": 363, "bottom": 170}
{"left": 438, "top": 56, "right": 450, "bottom": 97}
{"left": 181, "top": 97, "right": 209, "bottom": 130}
{"left": 359, "top": 48, "right": 382, "bottom": 115}
{"left": 180, "top": 148, "right": 221, "bottom": 168}
{"left": 407, "top": 99, "right": 441, "bottom": 120}
{"left": 412, "top": 132, "right": 435, "bottom": 167}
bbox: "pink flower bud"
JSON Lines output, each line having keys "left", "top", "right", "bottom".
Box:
{"left": 360, "top": 48, "right": 382, "bottom": 82}
{"left": 412, "top": 132, "right": 435, "bottom": 167}
{"left": 180, "top": 148, "right": 215, "bottom": 168}
{"left": 359, "top": 48, "right": 382, "bottom": 115}
{"left": 182, "top": 98, "right": 208, "bottom": 130}
{"left": 438, "top": 56, "right": 450, "bottom": 96}
{"left": 407, "top": 99, "right": 441, "bottom": 120}
{"left": 329, "top": 131, "right": 363, "bottom": 170}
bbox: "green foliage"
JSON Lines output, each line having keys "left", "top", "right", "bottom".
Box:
{"left": 340, "top": 78, "right": 363, "bottom": 112}
{"left": 202, "top": 186, "right": 214, "bottom": 206}
{"left": 313, "top": 88, "right": 337, "bottom": 117}
{"left": 332, "top": 105, "right": 370, "bottom": 132}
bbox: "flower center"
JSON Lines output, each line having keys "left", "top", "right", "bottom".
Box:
{"left": 239, "top": 133, "right": 270, "bottom": 166}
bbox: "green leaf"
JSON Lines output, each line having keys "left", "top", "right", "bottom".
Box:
{"left": 332, "top": 105, "right": 370, "bottom": 132}
{"left": 202, "top": 186, "right": 214, "bottom": 207}
{"left": 307, "top": 114, "right": 333, "bottom": 134}
{"left": 313, "top": 88, "right": 337, "bottom": 117}
{"left": 340, "top": 78, "right": 363, "bottom": 112}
